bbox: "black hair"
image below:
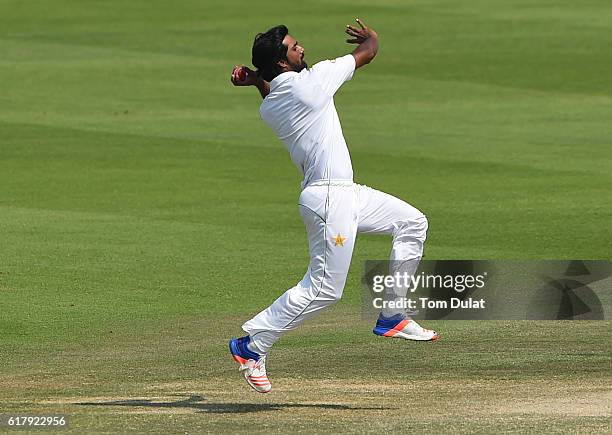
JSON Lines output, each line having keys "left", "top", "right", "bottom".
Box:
{"left": 252, "top": 25, "right": 289, "bottom": 82}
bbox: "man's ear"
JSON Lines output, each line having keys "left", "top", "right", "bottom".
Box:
{"left": 277, "top": 59, "right": 289, "bottom": 71}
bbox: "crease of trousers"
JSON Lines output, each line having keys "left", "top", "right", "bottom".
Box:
{"left": 242, "top": 181, "right": 428, "bottom": 355}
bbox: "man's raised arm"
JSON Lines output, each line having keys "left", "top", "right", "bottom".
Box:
{"left": 345, "top": 18, "right": 378, "bottom": 69}
{"left": 231, "top": 66, "right": 270, "bottom": 99}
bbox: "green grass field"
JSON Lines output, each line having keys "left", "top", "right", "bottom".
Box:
{"left": 1, "top": 0, "right": 611, "bottom": 432}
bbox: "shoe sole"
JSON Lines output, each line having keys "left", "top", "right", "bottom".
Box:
{"left": 373, "top": 327, "right": 439, "bottom": 341}
{"left": 393, "top": 330, "right": 439, "bottom": 341}
{"left": 243, "top": 373, "right": 272, "bottom": 393}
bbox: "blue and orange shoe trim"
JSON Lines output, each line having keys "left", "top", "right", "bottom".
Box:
{"left": 229, "top": 335, "right": 260, "bottom": 364}
{"left": 373, "top": 313, "right": 411, "bottom": 337}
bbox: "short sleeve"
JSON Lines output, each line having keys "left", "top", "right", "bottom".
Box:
{"left": 309, "top": 54, "right": 356, "bottom": 96}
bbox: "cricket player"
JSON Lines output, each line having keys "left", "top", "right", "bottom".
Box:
{"left": 229, "top": 19, "right": 438, "bottom": 393}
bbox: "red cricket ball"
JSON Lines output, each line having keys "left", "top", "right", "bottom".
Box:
{"left": 237, "top": 67, "right": 247, "bottom": 81}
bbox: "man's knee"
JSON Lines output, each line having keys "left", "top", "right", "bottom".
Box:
{"left": 323, "top": 292, "right": 343, "bottom": 305}
{"left": 415, "top": 214, "right": 429, "bottom": 242}
{"left": 320, "top": 283, "right": 345, "bottom": 304}
{"left": 302, "top": 273, "right": 346, "bottom": 305}
{"left": 394, "top": 213, "right": 428, "bottom": 243}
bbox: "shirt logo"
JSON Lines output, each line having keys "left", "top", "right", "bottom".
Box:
{"left": 333, "top": 234, "right": 347, "bottom": 247}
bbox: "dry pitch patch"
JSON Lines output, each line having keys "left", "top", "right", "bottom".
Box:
{"left": 35, "top": 379, "right": 611, "bottom": 417}
{"left": 3, "top": 378, "right": 611, "bottom": 433}
{"left": 1, "top": 316, "right": 610, "bottom": 432}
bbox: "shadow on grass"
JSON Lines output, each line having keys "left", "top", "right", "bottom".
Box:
{"left": 77, "top": 394, "right": 387, "bottom": 414}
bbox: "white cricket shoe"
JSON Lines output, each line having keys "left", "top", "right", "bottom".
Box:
{"left": 373, "top": 314, "right": 439, "bottom": 341}
{"left": 229, "top": 336, "right": 272, "bottom": 393}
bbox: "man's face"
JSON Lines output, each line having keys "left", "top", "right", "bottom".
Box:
{"left": 280, "top": 34, "right": 307, "bottom": 72}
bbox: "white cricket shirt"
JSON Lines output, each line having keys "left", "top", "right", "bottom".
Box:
{"left": 259, "top": 54, "right": 356, "bottom": 189}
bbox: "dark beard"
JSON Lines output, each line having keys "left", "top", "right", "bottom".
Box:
{"left": 289, "top": 59, "right": 307, "bottom": 72}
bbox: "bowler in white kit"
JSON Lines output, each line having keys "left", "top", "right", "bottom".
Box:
{"left": 229, "top": 19, "right": 438, "bottom": 393}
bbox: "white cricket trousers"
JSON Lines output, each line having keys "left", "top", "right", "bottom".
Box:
{"left": 242, "top": 181, "right": 428, "bottom": 355}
